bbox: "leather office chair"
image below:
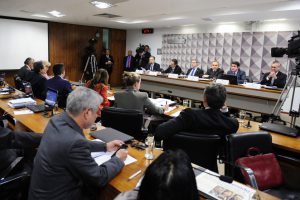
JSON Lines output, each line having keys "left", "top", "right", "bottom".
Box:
{"left": 226, "top": 132, "right": 300, "bottom": 199}
{"left": 13, "top": 75, "right": 24, "bottom": 91}
{"left": 101, "top": 107, "right": 146, "bottom": 141}
{"left": 163, "top": 131, "right": 222, "bottom": 173}
{"left": 245, "top": 76, "right": 253, "bottom": 83}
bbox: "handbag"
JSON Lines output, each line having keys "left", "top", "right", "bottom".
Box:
{"left": 235, "top": 147, "right": 283, "bottom": 190}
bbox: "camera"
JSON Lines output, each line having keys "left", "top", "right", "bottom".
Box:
{"left": 271, "top": 31, "right": 300, "bottom": 58}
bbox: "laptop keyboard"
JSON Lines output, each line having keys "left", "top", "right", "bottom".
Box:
{"left": 27, "top": 104, "right": 46, "bottom": 112}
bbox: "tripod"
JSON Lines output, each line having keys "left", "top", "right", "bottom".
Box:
{"left": 81, "top": 54, "right": 97, "bottom": 82}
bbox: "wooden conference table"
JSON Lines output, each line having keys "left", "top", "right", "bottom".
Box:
{"left": 140, "top": 74, "right": 282, "bottom": 114}
{"left": 0, "top": 95, "right": 280, "bottom": 200}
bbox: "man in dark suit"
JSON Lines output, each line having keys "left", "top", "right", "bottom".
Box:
{"left": 226, "top": 61, "right": 246, "bottom": 84}
{"left": 186, "top": 59, "right": 204, "bottom": 77}
{"left": 163, "top": 59, "right": 182, "bottom": 75}
{"left": 29, "top": 87, "right": 128, "bottom": 200}
{"left": 144, "top": 56, "right": 161, "bottom": 71}
{"left": 206, "top": 61, "right": 224, "bottom": 79}
{"left": 141, "top": 45, "right": 151, "bottom": 68}
{"left": 260, "top": 61, "right": 287, "bottom": 88}
{"left": 18, "top": 57, "right": 34, "bottom": 82}
{"left": 30, "top": 61, "right": 47, "bottom": 100}
{"left": 155, "top": 83, "right": 239, "bottom": 141}
{"left": 99, "top": 49, "right": 114, "bottom": 78}
{"left": 123, "top": 50, "right": 135, "bottom": 72}
{"left": 46, "top": 64, "right": 73, "bottom": 108}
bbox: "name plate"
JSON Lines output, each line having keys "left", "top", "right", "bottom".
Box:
{"left": 216, "top": 79, "right": 230, "bottom": 85}
{"left": 148, "top": 71, "right": 158, "bottom": 76}
{"left": 187, "top": 76, "right": 199, "bottom": 81}
{"left": 168, "top": 74, "right": 179, "bottom": 79}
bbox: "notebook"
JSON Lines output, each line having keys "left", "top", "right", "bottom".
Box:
{"left": 90, "top": 128, "right": 134, "bottom": 143}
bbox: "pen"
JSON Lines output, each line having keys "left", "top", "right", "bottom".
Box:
{"left": 110, "top": 145, "right": 123, "bottom": 158}
{"left": 128, "top": 170, "right": 142, "bottom": 181}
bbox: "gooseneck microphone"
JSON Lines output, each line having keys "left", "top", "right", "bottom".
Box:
{"left": 193, "top": 166, "right": 233, "bottom": 184}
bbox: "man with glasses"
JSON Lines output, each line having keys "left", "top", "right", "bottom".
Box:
{"left": 186, "top": 59, "right": 204, "bottom": 77}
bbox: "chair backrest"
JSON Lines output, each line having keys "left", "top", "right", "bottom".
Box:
{"left": 246, "top": 76, "right": 253, "bottom": 83}
{"left": 225, "top": 132, "right": 272, "bottom": 181}
{"left": 163, "top": 131, "right": 222, "bottom": 172}
{"left": 13, "top": 74, "right": 24, "bottom": 91}
{"left": 101, "top": 107, "right": 144, "bottom": 140}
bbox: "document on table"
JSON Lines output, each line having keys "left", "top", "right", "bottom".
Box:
{"left": 92, "top": 151, "right": 137, "bottom": 166}
{"left": 170, "top": 110, "right": 181, "bottom": 117}
{"left": 14, "top": 109, "right": 34, "bottom": 115}
{"left": 149, "top": 98, "right": 176, "bottom": 107}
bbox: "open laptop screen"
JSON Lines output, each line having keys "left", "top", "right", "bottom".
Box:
{"left": 45, "top": 88, "right": 58, "bottom": 107}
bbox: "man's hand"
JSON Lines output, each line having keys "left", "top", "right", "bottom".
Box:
{"left": 106, "top": 140, "right": 123, "bottom": 152}
{"left": 268, "top": 71, "right": 276, "bottom": 78}
{"left": 116, "top": 149, "right": 128, "bottom": 161}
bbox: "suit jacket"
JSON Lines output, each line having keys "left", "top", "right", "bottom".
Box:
{"left": 163, "top": 65, "right": 182, "bottom": 75}
{"left": 30, "top": 73, "right": 47, "bottom": 100}
{"left": 260, "top": 71, "right": 287, "bottom": 88}
{"left": 155, "top": 108, "right": 239, "bottom": 141}
{"left": 227, "top": 69, "right": 246, "bottom": 84}
{"left": 134, "top": 55, "right": 143, "bottom": 70}
{"left": 144, "top": 63, "right": 161, "bottom": 71}
{"left": 186, "top": 67, "right": 204, "bottom": 77}
{"left": 141, "top": 51, "right": 151, "bottom": 67}
{"left": 206, "top": 68, "right": 224, "bottom": 79}
{"left": 0, "top": 127, "right": 41, "bottom": 174}
{"left": 123, "top": 56, "right": 135, "bottom": 72}
{"left": 28, "top": 112, "right": 124, "bottom": 200}
{"left": 99, "top": 54, "right": 114, "bottom": 73}
{"left": 18, "top": 65, "right": 34, "bottom": 82}
{"left": 46, "top": 76, "right": 72, "bottom": 108}
{"left": 114, "top": 88, "right": 164, "bottom": 115}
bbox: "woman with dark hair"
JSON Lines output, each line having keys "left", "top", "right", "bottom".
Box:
{"left": 30, "top": 61, "right": 47, "bottom": 99}
{"left": 85, "top": 69, "right": 110, "bottom": 112}
{"left": 114, "top": 149, "right": 199, "bottom": 200}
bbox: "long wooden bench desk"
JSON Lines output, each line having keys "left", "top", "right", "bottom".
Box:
{"left": 140, "top": 74, "right": 282, "bottom": 114}
{"left": 0, "top": 94, "right": 279, "bottom": 200}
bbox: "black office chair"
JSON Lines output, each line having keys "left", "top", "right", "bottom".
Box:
{"left": 226, "top": 132, "right": 300, "bottom": 199}
{"left": 245, "top": 76, "right": 253, "bottom": 83}
{"left": 101, "top": 107, "right": 146, "bottom": 141}
{"left": 163, "top": 131, "right": 222, "bottom": 172}
{"left": 13, "top": 75, "right": 24, "bottom": 91}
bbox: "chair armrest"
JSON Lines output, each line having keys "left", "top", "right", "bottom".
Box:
{"left": 238, "top": 165, "right": 259, "bottom": 189}
{"left": 0, "top": 171, "right": 30, "bottom": 185}
{"left": 0, "top": 157, "right": 23, "bottom": 179}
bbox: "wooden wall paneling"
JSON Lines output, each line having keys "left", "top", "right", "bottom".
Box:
{"left": 110, "top": 29, "right": 126, "bottom": 86}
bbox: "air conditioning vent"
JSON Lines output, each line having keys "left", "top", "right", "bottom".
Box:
{"left": 94, "top": 13, "right": 121, "bottom": 18}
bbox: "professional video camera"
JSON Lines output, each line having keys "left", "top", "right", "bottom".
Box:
{"left": 136, "top": 44, "right": 145, "bottom": 53}
{"left": 271, "top": 31, "right": 300, "bottom": 58}
{"left": 86, "top": 38, "right": 97, "bottom": 56}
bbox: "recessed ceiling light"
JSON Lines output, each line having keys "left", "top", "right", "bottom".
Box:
{"left": 114, "top": 19, "right": 149, "bottom": 24}
{"left": 264, "top": 18, "right": 287, "bottom": 22}
{"left": 91, "top": 1, "right": 113, "bottom": 9}
{"left": 162, "top": 17, "right": 185, "bottom": 21}
{"left": 48, "top": 10, "right": 65, "bottom": 17}
{"left": 31, "top": 14, "right": 50, "bottom": 18}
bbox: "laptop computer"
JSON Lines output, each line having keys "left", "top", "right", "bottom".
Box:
{"left": 27, "top": 88, "right": 58, "bottom": 113}
{"left": 259, "top": 122, "right": 299, "bottom": 137}
{"left": 220, "top": 74, "right": 238, "bottom": 85}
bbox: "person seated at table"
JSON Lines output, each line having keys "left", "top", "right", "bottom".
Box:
{"left": 114, "top": 149, "right": 198, "bottom": 200}
{"left": 0, "top": 125, "right": 42, "bottom": 176}
{"left": 115, "top": 72, "right": 168, "bottom": 115}
{"left": 46, "top": 64, "right": 72, "bottom": 108}
{"left": 41, "top": 60, "right": 51, "bottom": 80}
{"left": 205, "top": 61, "right": 224, "bottom": 79}
{"left": 18, "top": 57, "right": 34, "bottom": 82}
{"left": 155, "top": 83, "right": 239, "bottom": 141}
{"left": 85, "top": 69, "right": 110, "bottom": 113}
{"left": 260, "top": 60, "right": 287, "bottom": 88}
{"left": 226, "top": 61, "right": 246, "bottom": 84}
{"left": 30, "top": 61, "right": 47, "bottom": 100}
{"left": 186, "top": 59, "right": 204, "bottom": 77}
{"left": 163, "top": 59, "right": 182, "bottom": 75}
{"left": 29, "top": 87, "right": 128, "bottom": 200}
{"left": 144, "top": 56, "right": 161, "bottom": 71}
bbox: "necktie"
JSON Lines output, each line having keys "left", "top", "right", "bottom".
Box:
{"left": 126, "top": 56, "right": 131, "bottom": 68}
{"left": 192, "top": 69, "right": 196, "bottom": 76}
{"left": 271, "top": 77, "right": 274, "bottom": 86}
{"left": 151, "top": 64, "right": 154, "bottom": 71}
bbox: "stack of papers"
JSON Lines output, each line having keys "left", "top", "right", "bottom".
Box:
{"left": 149, "top": 98, "right": 176, "bottom": 107}
{"left": 92, "top": 151, "right": 137, "bottom": 166}
{"left": 7, "top": 98, "right": 36, "bottom": 108}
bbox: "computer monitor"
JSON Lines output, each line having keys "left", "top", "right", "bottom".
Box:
{"left": 220, "top": 74, "right": 238, "bottom": 85}
{"left": 45, "top": 88, "right": 58, "bottom": 107}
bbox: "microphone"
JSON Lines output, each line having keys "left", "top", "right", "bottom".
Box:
{"left": 193, "top": 165, "right": 233, "bottom": 183}
{"left": 244, "top": 112, "right": 253, "bottom": 128}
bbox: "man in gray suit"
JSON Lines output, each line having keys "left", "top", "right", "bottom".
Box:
{"left": 29, "top": 87, "right": 128, "bottom": 200}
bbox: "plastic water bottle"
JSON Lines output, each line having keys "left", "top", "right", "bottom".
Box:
{"left": 145, "top": 134, "right": 154, "bottom": 160}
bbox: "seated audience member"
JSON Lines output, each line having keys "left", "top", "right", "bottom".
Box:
{"left": 186, "top": 59, "right": 204, "bottom": 77}
{"left": 226, "top": 61, "right": 246, "bottom": 84}
{"left": 30, "top": 61, "right": 47, "bottom": 99}
{"left": 18, "top": 57, "right": 34, "bottom": 81}
{"left": 114, "top": 72, "right": 167, "bottom": 115}
{"left": 206, "top": 61, "right": 224, "bottom": 79}
{"left": 41, "top": 61, "right": 51, "bottom": 80}
{"left": 155, "top": 83, "right": 239, "bottom": 141}
{"left": 114, "top": 149, "right": 198, "bottom": 200}
{"left": 163, "top": 59, "right": 182, "bottom": 75}
{"left": 0, "top": 125, "right": 41, "bottom": 175}
{"left": 123, "top": 50, "right": 135, "bottom": 72}
{"left": 46, "top": 64, "right": 72, "bottom": 108}
{"left": 29, "top": 87, "right": 128, "bottom": 200}
{"left": 260, "top": 60, "right": 287, "bottom": 88}
{"left": 85, "top": 69, "right": 110, "bottom": 112}
{"left": 144, "top": 56, "right": 161, "bottom": 71}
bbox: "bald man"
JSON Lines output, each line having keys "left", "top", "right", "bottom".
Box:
{"left": 206, "top": 61, "right": 224, "bottom": 79}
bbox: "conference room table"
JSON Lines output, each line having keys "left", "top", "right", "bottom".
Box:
{"left": 0, "top": 93, "right": 279, "bottom": 200}
{"left": 139, "top": 74, "right": 282, "bottom": 114}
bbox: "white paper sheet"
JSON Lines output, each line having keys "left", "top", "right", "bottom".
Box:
{"left": 13, "top": 109, "right": 34, "bottom": 115}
